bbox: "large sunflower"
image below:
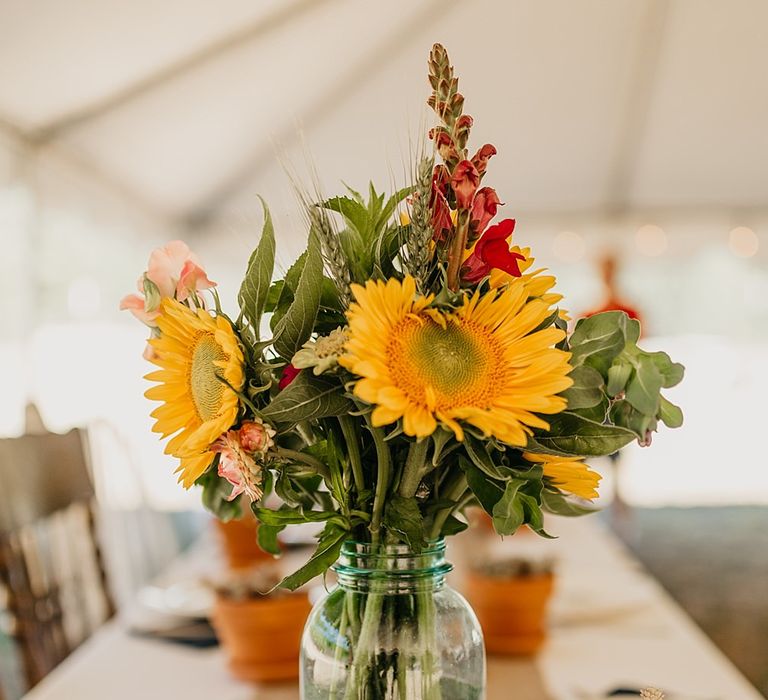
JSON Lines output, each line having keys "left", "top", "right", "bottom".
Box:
{"left": 144, "top": 299, "right": 245, "bottom": 487}
{"left": 340, "top": 276, "right": 572, "bottom": 444}
{"left": 523, "top": 452, "right": 601, "bottom": 501}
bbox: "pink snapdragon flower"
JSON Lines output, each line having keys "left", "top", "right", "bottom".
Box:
{"left": 147, "top": 240, "right": 215, "bottom": 300}
{"left": 120, "top": 240, "right": 215, "bottom": 331}
{"left": 119, "top": 290, "right": 160, "bottom": 326}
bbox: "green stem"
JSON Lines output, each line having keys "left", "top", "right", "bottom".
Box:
{"left": 366, "top": 418, "right": 391, "bottom": 545}
{"left": 338, "top": 415, "right": 365, "bottom": 496}
{"left": 274, "top": 447, "right": 330, "bottom": 481}
{"left": 428, "top": 472, "right": 468, "bottom": 539}
{"left": 446, "top": 215, "right": 469, "bottom": 291}
{"left": 397, "top": 439, "right": 430, "bottom": 499}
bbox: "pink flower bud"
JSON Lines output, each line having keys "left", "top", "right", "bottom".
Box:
{"left": 239, "top": 421, "right": 273, "bottom": 455}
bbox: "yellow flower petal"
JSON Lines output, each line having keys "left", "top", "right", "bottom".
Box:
{"left": 145, "top": 299, "right": 244, "bottom": 488}
{"left": 342, "top": 275, "right": 572, "bottom": 444}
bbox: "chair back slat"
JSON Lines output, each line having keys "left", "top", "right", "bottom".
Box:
{"left": 0, "top": 429, "right": 114, "bottom": 693}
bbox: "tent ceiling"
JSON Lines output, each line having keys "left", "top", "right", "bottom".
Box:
{"left": 1, "top": 0, "right": 767, "bottom": 227}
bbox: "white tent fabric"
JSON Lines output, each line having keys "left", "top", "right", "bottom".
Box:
{"left": 1, "top": 0, "right": 767, "bottom": 237}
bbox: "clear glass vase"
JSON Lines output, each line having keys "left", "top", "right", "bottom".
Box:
{"left": 300, "top": 539, "right": 485, "bottom": 699}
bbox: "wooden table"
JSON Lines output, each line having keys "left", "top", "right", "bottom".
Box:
{"left": 21, "top": 516, "right": 762, "bottom": 699}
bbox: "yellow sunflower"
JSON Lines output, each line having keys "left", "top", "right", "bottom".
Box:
{"left": 144, "top": 299, "right": 245, "bottom": 487}
{"left": 340, "top": 276, "right": 573, "bottom": 444}
{"left": 523, "top": 452, "right": 601, "bottom": 501}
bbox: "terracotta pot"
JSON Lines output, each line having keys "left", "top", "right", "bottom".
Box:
{"left": 212, "top": 592, "right": 311, "bottom": 683}
{"left": 464, "top": 571, "right": 554, "bottom": 655}
{"left": 215, "top": 513, "right": 274, "bottom": 569}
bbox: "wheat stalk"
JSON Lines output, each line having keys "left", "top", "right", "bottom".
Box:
{"left": 308, "top": 204, "right": 352, "bottom": 307}
{"left": 404, "top": 155, "right": 434, "bottom": 290}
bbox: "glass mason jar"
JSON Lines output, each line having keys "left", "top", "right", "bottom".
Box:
{"left": 300, "top": 539, "right": 485, "bottom": 699}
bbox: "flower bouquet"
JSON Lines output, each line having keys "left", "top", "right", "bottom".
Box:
{"left": 123, "top": 44, "right": 683, "bottom": 699}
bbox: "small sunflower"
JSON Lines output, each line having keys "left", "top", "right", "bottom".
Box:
{"left": 144, "top": 299, "right": 245, "bottom": 487}
{"left": 340, "top": 276, "right": 573, "bottom": 444}
{"left": 523, "top": 451, "right": 601, "bottom": 501}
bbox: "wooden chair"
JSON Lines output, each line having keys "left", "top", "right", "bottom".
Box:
{"left": 0, "top": 429, "right": 115, "bottom": 692}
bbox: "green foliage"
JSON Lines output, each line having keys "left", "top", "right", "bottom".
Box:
{"left": 561, "top": 365, "right": 604, "bottom": 410}
{"left": 492, "top": 478, "right": 527, "bottom": 535}
{"left": 529, "top": 412, "right": 635, "bottom": 456}
{"left": 256, "top": 523, "right": 283, "bottom": 556}
{"left": 384, "top": 495, "right": 426, "bottom": 551}
{"left": 541, "top": 489, "right": 597, "bottom": 517}
{"left": 238, "top": 198, "right": 276, "bottom": 349}
{"left": 321, "top": 184, "right": 411, "bottom": 282}
{"left": 272, "top": 233, "right": 323, "bottom": 360}
{"left": 563, "top": 311, "right": 685, "bottom": 442}
{"left": 279, "top": 523, "right": 348, "bottom": 591}
{"left": 261, "top": 372, "right": 352, "bottom": 427}
{"left": 196, "top": 465, "right": 243, "bottom": 522}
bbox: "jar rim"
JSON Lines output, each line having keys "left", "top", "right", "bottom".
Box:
{"left": 340, "top": 538, "right": 446, "bottom": 556}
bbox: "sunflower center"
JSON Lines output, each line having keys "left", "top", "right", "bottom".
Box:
{"left": 188, "top": 332, "right": 227, "bottom": 421}
{"left": 388, "top": 316, "right": 504, "bottom": 408}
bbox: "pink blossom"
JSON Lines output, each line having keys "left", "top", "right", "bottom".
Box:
{"left": 212, "top": 431, "right": 263, "bottom": 502}
{"left": 176, "top": 259, "right": 215, "bottom": 302}
{"left": 119, "top": 293, "right": 159, "bottom": 326}
{"left": 146, "top": 240, "right": 215, "bottom": 299}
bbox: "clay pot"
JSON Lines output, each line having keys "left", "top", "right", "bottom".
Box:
{"left": 212, "top": 592, "right": 311, "bottom": 683}
{"left": 464, "top": 570, "right": 554, "bottom": 655}
{"left": 215, "top": 513, "right": 274, "bottom": 570}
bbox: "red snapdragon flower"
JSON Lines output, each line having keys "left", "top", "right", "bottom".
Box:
{"left": 450, "top": 160, "right": 480, "bottom": 209}
{"left": 461, "top": 219, "right": 525, "bottom": 283}
{"left": 470, "top": 187, "right": 502, "bottom": 238}
{"left": 471, "top": 144, "right": 497, "bottom": 177}
{"left": 279, "top": 364, "right": 301, "bottom": 389}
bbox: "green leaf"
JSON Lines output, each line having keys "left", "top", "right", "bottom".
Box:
{"left": 196, "top": 464, "right": 243, "bottom": 522}
{"left": 518, "top": 492, "right": 555, "bottom": 538}
{"left": 625, "top": 358, "right": 663, "bottom": 415}
{"left": 238, "top": 197, "right": 276, "bottom": 341}
{"left": 431, "top": 427, "right": 455, "bottom": 466}
{"left": 562, "top": 365, "right": 605, "bottom": 409}
{"left": 607, "top": 361, "right": 633, "bottom": 397}
{"left": 261, "top": 373, "right": 352, "bottom": 427}
{"left": 384, "top": 495, "right": 426, "bottom": 551}
{"left": 272, "top": 234, "right": 323, "bottom": 360}
{"left": 569, "top": 311, "right": 627, "bottom": 372}
{"left": 256, "top": 523, "right": 283, "bottom": 556}
{"left": 659, "top": 396, "right": 684, "bottom": 428}
{"left": 252, "top": 506, "right": 336, "bottom": 526}
{"left": 529, "top": 411, "right": 635, "bottom": 456}
{"left": 461, "top": 458, "right": 505, "bottom": 514}
{"left": 625, "top": 318, "right": 641, "bottom": 345}
{"left": 464, "top": 435, "right": 508, "bottom": 480}
{"left": 541, "top": 489, "right": 598, "bottom": 517}
{"left": 323, "top": 196, "right": 371, "bottom": 238}
{"left": 609, "top": 399, "right": 655, "bottom": 439}
{"left": 440, "top": 514, "right": 469, "bottom": 536}
{"left": 647, "top": 351, "right": 685, "bottom": 388}
{"left": 570, "top": 396, "right": 608, "bottom": 423}
{"left": 375, "top": 186, "right": 412, "bottom": 231}
{"left": 279, "top": 525, "right": 347, "bottom": 591}
{"left": 492, "top": 479, "right": 526, "bottom": 535}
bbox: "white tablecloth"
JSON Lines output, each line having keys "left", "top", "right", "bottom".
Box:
{"left": 22, "top": 516, "right": 762, "bottom": 700}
